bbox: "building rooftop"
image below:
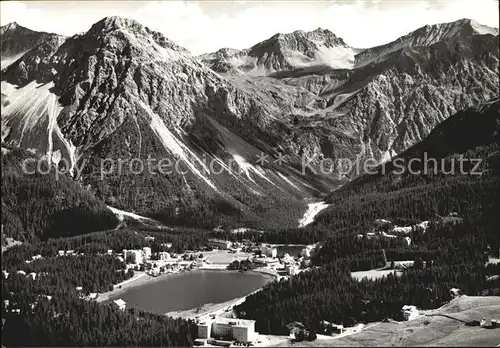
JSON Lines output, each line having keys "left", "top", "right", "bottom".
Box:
{"left": 113, "top": 299, "right": 126, "bottom": 306}
{"left": 198, "top": 317, "right": 255, "bottom": 327}
{"left": 402, "top": 305, "right": 418, "bottom": 311}
{"left": 208, "top": 239, "right": 231, "bottom": 243}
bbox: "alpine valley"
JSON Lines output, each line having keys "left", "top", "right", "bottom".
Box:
{"left": 1, "top": 13, "right": 500, "bottom": 347}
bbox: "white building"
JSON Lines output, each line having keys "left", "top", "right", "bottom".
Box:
{"left": 404, "top": 236, "right": 412, "bottom": 246}
{"left": 207, "top": 239, "right": 232, "bottom": 250}
{"left": 381, "top": 231, "right": 397, "bottom": 239}
{"left": 401, "top": 305, "right": 419, "bottom": 321}
{"left": 197, "top": 320, "right": 212, "bottom": 339}
{"left": 28, "top": 272, "right": 37, "bottom": 280}
{"left": 158, "top": 252, "right": 170, "bottom": 260}
{"left": 392, "top": 226, "right": 413, "bottom": 234}
{"left": 198, "top": 318, "right": 257, "bottom": 343}
{"left": 125, "top": 250, "right": 144, "bottom": 264}
{"left": 161, "top": 243, "right": 173, "bottom": 250}
{"left": 301, "top": 245, "right": 314, "bottom": 258}
{"left": 416, "top": 221, "right": 430, "bottom": 232}
{"left": 113, "top": 298, "right": 126, "bottom": 311}
{"left": 449, "top": 288, "right": 461, "bottom": 298}
{"left": 142, "top": 247, "right": 152, "bottom": 259}
{"left": 261, "top": 245, "right": 277, "bottom": 258}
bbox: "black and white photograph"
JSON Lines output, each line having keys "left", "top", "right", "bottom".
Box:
{"left": 0, "top": 0, "right": 499, "bottom": 346}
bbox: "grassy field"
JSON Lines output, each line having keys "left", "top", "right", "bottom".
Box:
{"left": 271, "top": 296, "right": 500, "bottom": 347}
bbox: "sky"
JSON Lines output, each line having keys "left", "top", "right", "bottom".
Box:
{"left": 1, "top": 0, "right": 499, "bottom": 55}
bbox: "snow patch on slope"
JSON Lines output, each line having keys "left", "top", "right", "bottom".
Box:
{"left": 0, "top": 52, "right": 27, "bottom": 69}
{"left": 139, "top": 100, "right": 219, "bottom": 193}
{"left": 107, "top": 205, "right": 156, "bottom": 222}
{"left": 298, "top": 201, "right": 330, "bottom": 227}
{"left": 1, "top": 81, "right": 76, "bottom": 174}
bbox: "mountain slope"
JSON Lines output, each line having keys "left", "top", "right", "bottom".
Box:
{"left": 312, "top": 98, "right": 500, "bottom": 232}
{"left": 0, "top": 22, "right": 65, "bottom": 70}
{"left": 1, "top": 146, "right": 118, "bottom": 242}
{"left": 202, "top": 19, "right": 499, "bottom": 174}
{"left": 0, "top": 17, "right": 340, "bottom": 230}
{"left": 1, "top": 17, "right": 498, "bottom": 230}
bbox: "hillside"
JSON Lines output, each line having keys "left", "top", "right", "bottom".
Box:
{"left": 271, "top": 296, "right": 500, "bottom": 347}
{"left": 1, "top": 146, "right": 118, "bottom": 242}
{"left": 1, "top": 17, "right": 498, "bottom": 231}
{"left": 313, "top": 98, "right": 500, "bottom": 232}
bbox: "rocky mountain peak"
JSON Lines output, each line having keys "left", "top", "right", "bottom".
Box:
{"left": 85, "top": 16, "right": 190, "bottom": 56}
{"left": 200, "top": 27, "right": 354, "bottom": 75}
{"left": 0, "top": 22, "right": 19, "bottom": 34}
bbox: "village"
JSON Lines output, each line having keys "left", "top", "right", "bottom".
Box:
{"left": 4, "top": 212, "right": 499, "bottom": 347}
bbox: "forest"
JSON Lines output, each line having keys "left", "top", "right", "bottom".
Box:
{"left": 236, "top": 219, "right": 500, "bottom": 334}
{"left": 1, "top": 101, "right": 499, "bottom": 345}
{"left": 1, "top": 146, "right": 118, "bottom": 242}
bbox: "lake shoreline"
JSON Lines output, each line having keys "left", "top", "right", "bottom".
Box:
{"left": 97, "top": 269, "right": 275, "bottom": 317}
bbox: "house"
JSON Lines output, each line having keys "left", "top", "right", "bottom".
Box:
{"left": 32, "top": 254, "right": 42, "bottom": 260}
{"left": 480, "top": 318, "right": 491, "bottom": 328}
{"left": 107, "top": 249, "right": 113, "bottom": 255}
{"left": 66, "top": 250, "right": 74, "bottom": 256}
{"left": 144, "top": 236, "right": 155, "bottom": 242}
{"left": 161, "top": 243, "right": 173, "bottom": 249}
{"left": 381, "top": 232, "right": 397, "bottom": 239}
{"left": 301, "top": 245, "right": 315, "bottom": 258}
{"left": 113, "top": 298, "right": 127, "bottom": 311}
{"left": 374, "top": 219, "right": 392, "bottom": 228}
{"left": 320, "top": 320, "right": 344, "bottom": 334}
{"left": 449, "top": 288, "right": 461, "bottom": 298}
{"left": 392, "top": 226, "right": 413, "bottom": 234}
{"left": 416, "top": 221, "right": 430, "bottom": 232}
{"left": 75, "top": 286, "right": 83, "bottom": 291}
{"left": 142, "top": 247, "right": 152, "bottom": 259}
{"left": 2, "top": 271, "right": 9, "bottom": 279}
{"left": 261, "top": 245, "right": 277, "bottom": 258}
{"left": 286, "top": 321, "right": 309, "bottom": 338}
{"left": 158, "top": 252, "right": 170, "bottom": 260}
{"left": 207, "top": 239, "right": 232, "bottom": 250}
{"left": 28, "top": 272, "right": 36, "bottom": 280}
{"left": 125, "top": 250, "right": 144, "bottom": 264}
{"left": 401, "top": 305, "right": 419, "bottom": 321}
{"left": 58, "top": 250, "right": 65, "bottom": 256}
{"left": 404, "top": 237, "right": 412, "bottom": 246}
{"left": 17, "top": 270, "right": 26, "bottom": 276}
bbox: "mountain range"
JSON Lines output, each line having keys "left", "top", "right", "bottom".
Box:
{"left": 1, "top": 16, "right": 498, "bottom": 236}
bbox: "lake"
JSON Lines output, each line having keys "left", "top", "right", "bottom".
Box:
{"left": 107, "top": 270, "right": 272, "bottom": 314}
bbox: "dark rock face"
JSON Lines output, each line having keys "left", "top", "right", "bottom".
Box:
{"left": 1, "top": 17, "right": 498, "bottom": 228}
